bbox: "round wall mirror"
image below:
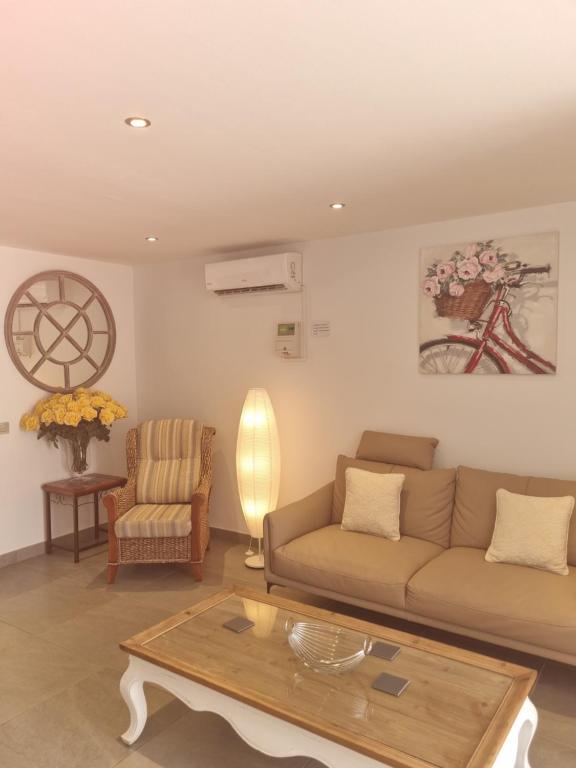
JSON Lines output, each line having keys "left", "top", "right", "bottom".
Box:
{"left": 4, "top": 270, "right": 116, "bottom": 393}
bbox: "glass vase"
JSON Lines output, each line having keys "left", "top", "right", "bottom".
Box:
{"left": 69, "top": 437, "right": 89, "bottom": 475}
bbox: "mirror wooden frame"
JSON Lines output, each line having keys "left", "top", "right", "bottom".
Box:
{"left": 4, "top": 270, "right": 116, "bottom": 393}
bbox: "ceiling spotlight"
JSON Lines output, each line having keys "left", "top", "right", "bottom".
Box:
{"left": 125, "top": 116, "right": 151, "bottom": 128}
{"left": 145, "top": 236, "right": 159, "bottom": 242}
{"left": 329, "top": 202, "right": 346, "bottom": 210}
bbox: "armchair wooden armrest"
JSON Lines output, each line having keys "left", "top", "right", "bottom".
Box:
{"left": 190, "top": 476, "right": 212, "bottom": 566}
{"left": 103, "top": 479, "right": 135, "bottom": 583}
{"left": 103, "top": 479, "right": 136, "bottom": 526}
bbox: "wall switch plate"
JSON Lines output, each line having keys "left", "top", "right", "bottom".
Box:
{"left": 0, "top": 422, "right": 9, "bottom": 435}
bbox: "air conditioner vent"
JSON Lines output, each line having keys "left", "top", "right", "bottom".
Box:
{"left": 214, "top": 284, "right": 288, "bottom": 296}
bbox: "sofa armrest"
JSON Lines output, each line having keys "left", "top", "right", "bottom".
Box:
{"left": 264, "top": 482, "right": 334, "bottom": 554}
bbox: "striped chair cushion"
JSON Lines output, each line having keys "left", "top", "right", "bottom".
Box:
{"left": 136, "top": 419, "right": 203, "bottom": 504}
{"left": 115, "top": 504, "right": 192, "bottom": 538}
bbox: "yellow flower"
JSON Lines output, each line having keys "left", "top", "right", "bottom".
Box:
{"left": 90, "top": 396, "right": 106, "bottom": 409}
{"left": 93, "top": 390, "right": 112, "bottom": 401}
{"left": 81, "top": 406, "right": 98, "bottom": 421}
{"left": 99, "top": 408, "right": 115, "bottom": 426}
{"left": 20, "top": 413, "right": 39, "bottom": 431}
{"left": 74, "top": 387, "right": 87, "bottom": 396}
{"left": 64, "top": 411, "right": 81, "bottom": 427}
{"left": 33, "top": 398, "right": 50, "bottom": 416}
{"left": 59, "top": 394, "right": 73, "bottom": 404}
{"left": 66, "top": 400, "right": 81, "bottom": 413}
{"left": 76, "top": 395, "right": 90, "bottom": 407}
{"left": 54, "top": 408, "right": 66, "bottom": 425}
{"left": 40, "top": 409, "right": 55, "bottom": 426}
{"left": 110, "top": 403, "right": 127, "bottom": 418}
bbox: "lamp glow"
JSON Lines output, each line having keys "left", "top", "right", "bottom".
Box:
{"left": 236, "top": 388, "right": 280, "bottom": 569}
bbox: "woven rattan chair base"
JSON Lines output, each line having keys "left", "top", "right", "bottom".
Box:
{"left": 117, "top": 535, "right": 191, "bottom": 564}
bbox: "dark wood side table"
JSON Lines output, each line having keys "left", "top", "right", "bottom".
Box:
{"left": 42, "top": 473, "right": 126, "bottom": 563}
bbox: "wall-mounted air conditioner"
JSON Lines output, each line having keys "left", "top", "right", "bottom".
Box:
{"left": 205, "top": 252, "right": 302, "bottom": 295}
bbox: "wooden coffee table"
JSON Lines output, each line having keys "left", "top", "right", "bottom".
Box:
{"left": 119, "top": 586, "right": 538, "bottom": 768}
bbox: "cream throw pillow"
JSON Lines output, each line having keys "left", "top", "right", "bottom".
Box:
{"left": 485, "top": 489, "right": 574, "bottom": 575}
{"left": 341, "top": 468, "right": 405, "bottom": 540}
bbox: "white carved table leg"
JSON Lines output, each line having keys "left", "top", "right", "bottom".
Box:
{"left": 119, "top": 655, "right": 538, "bottom": 768}
{"left": 492, "top": 698, "right": 538, "bottom": 768}
{"left": 119, "top": 655, "right": 387, "bottom": 766}
{"left": 120, "top": 662, "right": 149, "bottom": 745}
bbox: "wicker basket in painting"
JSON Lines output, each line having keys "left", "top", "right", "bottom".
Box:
{"left": 435, "top": 279, "right": 492, "bottom": 321}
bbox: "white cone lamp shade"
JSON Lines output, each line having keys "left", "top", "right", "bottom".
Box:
{"left": 236, "top": 388, "right": 281, "bottom": 568}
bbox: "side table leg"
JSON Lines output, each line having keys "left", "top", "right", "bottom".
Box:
{"left": 73, "top": 496, "right": 80, "bottom": 563}
{"left": 44, "top": 492, "right": 52, "bottom": 554}
{"left": 120, "top": 662, "right": 149, "bottom": 744}
{"left": 94, "top": 492, "right": 100, "bottom": 540}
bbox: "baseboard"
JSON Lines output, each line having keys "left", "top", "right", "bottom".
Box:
{"left": 0, "top": 524, "right": 248, "bottom": 570}
{"left": 210, "top": 526, "right": 247, "bottom": 544}
{"left": 0, "top": 540, "right": 47, "bottom": 569}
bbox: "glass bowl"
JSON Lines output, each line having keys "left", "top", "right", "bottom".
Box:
{"left": 285, "top": 618, "right": 372, "bottom": 675}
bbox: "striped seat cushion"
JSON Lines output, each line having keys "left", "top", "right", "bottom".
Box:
{"left": 136, "top": 419, "right": 203, "bottom": 504}
{"left": 115, "top": 504, "right": 192, "bottom": 538}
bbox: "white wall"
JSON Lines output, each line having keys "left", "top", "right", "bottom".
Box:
{"left": 134, "top": 201, "right": 576, "bottom": 534}
{"left": 0, "top": 246, "right": 137, "bottom": 556}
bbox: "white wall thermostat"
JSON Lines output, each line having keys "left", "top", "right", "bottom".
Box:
{"left": 275, "top": 322, "right": 302, "bottom": 359}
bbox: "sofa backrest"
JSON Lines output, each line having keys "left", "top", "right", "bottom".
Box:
{"left": 452, "top": 466, "right": 576, "bottom": 566}
{"left": 332, "top": 455, "right": 455, "bottom": 548}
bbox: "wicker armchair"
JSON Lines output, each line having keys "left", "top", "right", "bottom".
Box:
{"left": 103, "top": 421, "right": 215, "bottom": 584}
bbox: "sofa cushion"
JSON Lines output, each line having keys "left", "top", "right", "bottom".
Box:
{"left": 115, "top": 503, "right": 192, "bottom": 538}
{"left": 136, "top": 419, "right": 203, "bottom": 504}
{"left": 356, "top": 430, "right": 438, "bottom": 470}
{"left": 486, "top": 489, "right": 574, "bottom": 575}
{"left": 407, "top": 547, "right": 576, "bottom": 656}
{"left": 453, "top": 466, "right": 576, "bottom": 566}
{"left": 273, "top": 524, "right": 443, "bottom": 609}
{"left": 341, "top": 468, "right": 404, "bottom": 539}
{"left": 332, "top": 455, "right": 455, "bottom": 548}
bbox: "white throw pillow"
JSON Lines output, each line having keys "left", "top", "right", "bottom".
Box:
{"left": 341, "top": 468, "right": 405, "bottom": 540}
{"left": 485, "top": 489, "right": 574, "bottom": 575}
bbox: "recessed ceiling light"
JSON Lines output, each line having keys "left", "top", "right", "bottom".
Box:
{"left": 125, "top": 116, "right": 151, "bottom": 128}
{"left": 329, "top": 202, "right": 346, "bottom": 209}
{"left": 145, "top": 236, "right": 159, "bottom": 242}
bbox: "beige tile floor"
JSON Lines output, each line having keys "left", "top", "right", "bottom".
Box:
{"left": 0, "top": 533, "right": 574, "bottom": 768}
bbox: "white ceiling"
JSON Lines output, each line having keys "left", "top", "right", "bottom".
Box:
{"left": 1, "top": 0, "right": 576, "bottom": 264}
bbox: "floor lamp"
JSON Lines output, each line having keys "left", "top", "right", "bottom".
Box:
{"left": 236, "top": 388, "right": 280, "bottom": 569}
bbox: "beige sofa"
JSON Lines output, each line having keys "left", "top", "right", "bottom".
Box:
{"left": 263, "top": 431, "right": 576, "bottom": 666}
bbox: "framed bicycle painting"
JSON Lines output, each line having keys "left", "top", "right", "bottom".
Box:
{"left": 419, "top": 231, "right": 558, "bottom": 375}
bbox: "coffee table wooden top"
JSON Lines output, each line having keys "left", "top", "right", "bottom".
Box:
{"left": 120, "top": 587, "right": 536, "bottom": 768}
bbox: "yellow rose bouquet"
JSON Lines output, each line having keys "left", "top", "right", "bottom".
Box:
{"left": 20, "top": 388, "right": 128, "bottom": 474}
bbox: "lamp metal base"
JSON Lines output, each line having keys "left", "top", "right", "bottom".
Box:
{"left": 245, "top": 553, "right": 265, "bottom": 569}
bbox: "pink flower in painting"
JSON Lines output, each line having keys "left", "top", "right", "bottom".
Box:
{"left": 449, "top": 282, "right": 465, "bottom": 297}
{"left": 457, "top": 257, "right": 481, "bottom": 281}
{"left": 464, "top": 243, "right": 478, "bottom": 259}
{"left": 482, "top": 264, "right": 505, "bottom": 284}
{"left": 436, "top": 262, "right": 455, "bottom": 281}
{"left": 479, "top": 249, "right": 498, "bottom": 266}
{"left": 422, "top": 276, "right": 441, "bottom": 297}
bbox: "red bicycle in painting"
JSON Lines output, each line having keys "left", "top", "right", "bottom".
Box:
{"left": 419, "top": 264, "right": 556, "bottom": 374}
